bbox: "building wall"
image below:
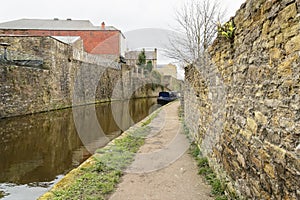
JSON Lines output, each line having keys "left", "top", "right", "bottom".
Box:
{"left": 119, "top": 34, "right": 126, "bottom": 57}
{"left": 125, "top": 49, "right": 157, "bottom": 68}
{"left": 0, "top": 29, "right": 121, "bottom": 55}
{"left": 156, "top": 64, "right": 177, "bottom": 79}
{"left": 184, "top": 0, "right": 299, "bottom": 199}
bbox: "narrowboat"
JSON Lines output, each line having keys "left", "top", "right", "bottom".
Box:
{"left": 157, "top": 91, "right": 178, "bottom": 104}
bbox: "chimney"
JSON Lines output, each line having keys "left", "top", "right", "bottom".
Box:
{"left": 101, "top": 22, "right": 105, "bottom": 29}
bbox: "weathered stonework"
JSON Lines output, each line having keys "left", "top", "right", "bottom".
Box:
{"left": 0, "top": 36, "right": 177, "bottom": 118}
{"left": 184, "top": 0, "right": 300, "bottom": 199}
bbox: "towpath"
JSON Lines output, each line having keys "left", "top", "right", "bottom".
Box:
{"left": 109, "top": 101, "right": 213, "bottom": 200}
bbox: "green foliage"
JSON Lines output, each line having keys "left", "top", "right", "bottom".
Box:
{"left": 177, "top": 105, "right": 184, "bottom": 121}
{"left": 141, "top": 112, "right": 158, "bottom": 127}
{"left": 190, "top": 143, "right": 201, "bottom": 158}
{"left": 182, "top": 122, "right": 194, "bottom": 143}
{"left": 145, "top": 60, "right": 153, "bottom": 72}
{"left": 52, "top": 163, "right": 120, "bottom": 200}
{"left": 218, "top": 20, "right": 235, "bottom": 40}
{"left": 150, "top": 70, "right": 162, "bottom": 84}
{"left": 0, "top": 191, "right": 5, "bottom": 199}
{"left": 211, "top": 179, "right": 225, "bottom": 195}
{"left": 141, "top": 118, "right": 152, "bottom": 127}
{"left": 150, "top": 83, "right": 158, "bottom": 91}
{"left": 190, "top": 143, "right": 227, "bottom": 200}
{"left": 137, "top": 49, "right": 146, "bottom": 66}
{"left": 197, "top": 157, "right": 209, "bottom": 168}
{"left": 215, "top": 195, "right": 228, "bottom": 200}
{"left": 51, "top": 124, "right": 152, "bottom": 200}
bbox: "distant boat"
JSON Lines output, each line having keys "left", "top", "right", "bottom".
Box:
{"left": 157, "top": 91, "right": 178, "bottom": 104}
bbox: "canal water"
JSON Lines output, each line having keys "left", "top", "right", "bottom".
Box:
{"left": 0, "top": 98, "right": 159, "bottom": 200}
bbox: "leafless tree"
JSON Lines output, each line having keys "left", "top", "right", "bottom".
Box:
{"left": 165, "top": 0, "right": 226, "bottom": 64}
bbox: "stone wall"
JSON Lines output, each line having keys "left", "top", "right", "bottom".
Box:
{"left": 0, "top": 36, "right": 167, "bottom": 118}
{"left": 0, "top": 36, "right": 73, "bottom": 117}
{"left": 184, "top": 0, "right": 299, "bottom": 199}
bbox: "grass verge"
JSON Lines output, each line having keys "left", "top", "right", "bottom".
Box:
{"left": 179, "top": 104, "right": 227, "bottom": 200}
{"left": 141, "top": 111, "right": 158, "bottom": 127}
{"left": 43, "top": 124, "right": 152, "bottom": 200}
{"left": 190, "top": 143, "right": 227, "bottom": 200}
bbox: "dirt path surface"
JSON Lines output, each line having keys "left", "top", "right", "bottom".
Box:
{"left": 109, "top": 101, "right": 213, "bottom": 200}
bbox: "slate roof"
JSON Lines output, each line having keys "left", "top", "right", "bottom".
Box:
{"left": 0, "top": 19, "right": 117, "bottom": 31}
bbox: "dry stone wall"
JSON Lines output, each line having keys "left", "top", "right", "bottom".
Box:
{"left": 184, "top": 0, "right": 300, "bottom": 199}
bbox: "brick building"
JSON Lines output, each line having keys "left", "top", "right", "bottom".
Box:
{"left": 0, "top": 19, "right": 126, "bottom": 57}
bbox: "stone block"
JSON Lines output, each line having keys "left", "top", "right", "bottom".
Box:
{"left": 247, "top": 118, "right": 258, "bottom": 133}
{"left": 255, "top": 111, "right": 268, "bottom": 125}
{"left": 285, "top": 35, "right": 300, "bottom": 54}
{"left": 236, "top": 150, "right": 246, "bottom": 168}
{"left": 264, "top": 163, "right": 276, "bottom": 179}
{"left": 240, "top": 129, "right": 252, "bottom": 140}
{"left": 260, "top": 174, "right": 272, "bottom": 194}
{"left": 283, "top": 24, "right": 300, "bottom": 40}
{"left": 269, "top": 17, "right": 281, "bottom": 33}
{"left": 274, "top": 33, "right": 284, "bottom": 47}
{"left": 279, "top": 117, "right": 294, "bottom": 128}
{"left": 278, "top": 3, "right": 298, "bottom": 22}
{"left": 277, "top": 56, "right": 297, "bottom": 77}
{"left": 262, "top": 0, "right": 273, "bottom": 14}
{"left": 285, "top": 152, "right": 300, "bottom": 174}
{"left": 284, "top": 170, "right": 300, "bottom": 192}
{"left": 258, "top": 148, "right": 271, "bottom": 161}
{"left": 266, "top": 142, "right": 287, "bottom": 164}
{"left": 269, "top": 48, "right": 282, "bottom": 62}
{"left": 250, "top": 155, "right": 262, "bottom": 171}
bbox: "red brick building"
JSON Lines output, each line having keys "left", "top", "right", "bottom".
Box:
{"left": 0, "top": 19, "right": 126, "bottom": 56}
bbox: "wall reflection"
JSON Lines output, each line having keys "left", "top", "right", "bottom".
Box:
{"left": 0, "top": 98, "right": 157, "bottom": 185}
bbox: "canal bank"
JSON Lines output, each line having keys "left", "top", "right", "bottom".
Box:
{"left": 0, "top": 98, "right": 159, "bottom": 200}
{"left": 39, "top": 101, "right": 213, "bottom": 200}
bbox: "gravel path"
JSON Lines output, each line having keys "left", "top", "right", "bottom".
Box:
{"left": 109, "top": 101, "right": 213, "bottom": 200}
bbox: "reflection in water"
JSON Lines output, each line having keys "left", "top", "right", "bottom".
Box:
{"left": 0, "top": 98, "right": 158, "bottom": 200}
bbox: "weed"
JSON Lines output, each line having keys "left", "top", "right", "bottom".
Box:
{"left": 211, "top": 179, "right": 225, "bottom": 195}
{"left": 0, "top": 191, "right": 8, "bottom": 199}
{"left": 0, "top": 191, "right": 4, "bottom": 199}
{"left": 189, "top": 143, "right": 227, "bottom": 200}
{"left": 141, "top": 112, "right": 158, "bottom": 127}
{"left": 217, "top": 20, "right": 235, "bottom": 40}
{"left": 141, "top": 118, "right": 151, "bottom": 127}
{"left": 177, "top": 105, "right": 184, "bottom": 120}
{"left": 216, "top": 195, "right": 228, "bottom": 200}
{"left": 182, "top": 123, "right": 195, "bottom": 143}
{"left": 197, "top": 157, "right": 209, "bottom": 168}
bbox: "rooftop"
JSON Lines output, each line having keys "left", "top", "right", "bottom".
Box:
{"left": 0, "top": 19, "right": 117, "bottom": 31}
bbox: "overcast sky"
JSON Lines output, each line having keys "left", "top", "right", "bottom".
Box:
{"left": 1, "top": 0, "right": 245, "bottom": 32}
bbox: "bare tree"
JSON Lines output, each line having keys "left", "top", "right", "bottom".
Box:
{"left": 165, "top": 0, "right": 226, "bottom": 64}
